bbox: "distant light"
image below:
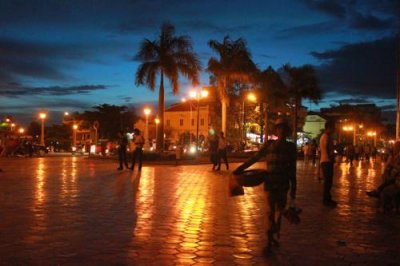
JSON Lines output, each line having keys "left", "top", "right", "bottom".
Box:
{"left": 90, "top": 145, "right": 96, "bottom": 153}
{"left": 72, "top": 146, "right": 77, "bottom": 152}
{"left": 64, "top": 112, "right": 69, "bottom": 116}
{"left": 73, "top": 124, "right": 78, "bottom": 130}
{"left": 181, "top": 98, "right": 187, "bottom": 102}
{"left": 144, "top": 108, "right": 151, "bottom": 116}
{"left": 247, "top": 93, "right": 257, "bottom": 102}
{"left": 39, "top": 113, "right": 47, "bottom": 120}
{"left": 189, "top": 90, "right": 197, "bottom": 98}
{"left": 18, "top": 128, "right": 25, "bottom": 134}
{"left": 155, "top": 118, "right": 160, "bottom": 124}
{"left": 189, "top": 145, "right": 196, "bottom": 154}
{"left": 200, "top": 90, "right": 209, "bottom": 98}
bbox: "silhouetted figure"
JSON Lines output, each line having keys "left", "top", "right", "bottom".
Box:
{"left": 209, "top": 134, "right": 218, "bottom": 170}
{"left": 320, "top": 121, "right": 337, "bottom": 207}
{"left": 233, "top": 118, "right": 296, "bottom": 255}
{"left": 311, "top": 139, "right": 318, "bottom": 166}
{"left": 130, "top": 128, "right": 144, "bottom": 171}
{"left": 216, "top": 132, "right": 229, "bottom": 171}
{"left": 346, "top": 144, "right": 355, "bottom": 166}
{"left": 117, "top": 130, "right": 129, "bottom": 170}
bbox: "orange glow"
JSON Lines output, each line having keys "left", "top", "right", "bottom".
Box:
{"left": 39, "top": 113, "right": 47, "bottom": 120}
{"left": 247, "top": 92, "right": 257, "bottom": 102}
{"left": 144, "top": 108, "right": 151, "bottom": 116}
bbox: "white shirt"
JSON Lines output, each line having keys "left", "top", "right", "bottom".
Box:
{"left": 319, "top": 132, "right": 331, "bottom": 163}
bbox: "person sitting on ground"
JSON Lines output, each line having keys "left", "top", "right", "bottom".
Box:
{"left": 366, "top": 141, "right": 400, "bottom": 198}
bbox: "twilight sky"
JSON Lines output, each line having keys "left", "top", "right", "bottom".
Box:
{"left": 0, "top": 0, "right": 399, "bottom": 124}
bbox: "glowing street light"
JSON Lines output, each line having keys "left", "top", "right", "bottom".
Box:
{"left": 367, "top": 131, "right": 377, "bottom": 146}
{"left": 155, "top": 118, "right": 160, "bottom": 148}
{"left": 10, "top": 123, "right": 15, "bottom": 131}
{"left": 64, "top": 112, "right": 69, "bottom": 116}
{"left": 72, "top": 124, "right": 78, "bottom": 147}
{"left": 241, "top": 92, "right": 258, "bottom": 145}
{"left": 18, "top": 128, "right": 25, "bottom": 134}
{"left": 144, "top": 108, "right": 151, "bottom": 150}
{"left": 39, "top": 112, "right": 47, "bottom": 145}
{"left": 189, "top": 89, "right": 208, "bottom": 150}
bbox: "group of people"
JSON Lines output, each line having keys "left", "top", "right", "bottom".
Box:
{"left": 209, "top": 131, "right": 229, "bottom": 171}
{"left": 117, "top": 128, "right": 144, "bottom": 171}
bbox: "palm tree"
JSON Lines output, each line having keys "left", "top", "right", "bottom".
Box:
{"left": 257, "top": 66, "right": 287, "bottom": 141}
{"left": 283, "top": 64, "right": 322, "bottom": 144}
{"left": 207, "top": 36, "right": 257, "bottom": 134}
{"left": 135, "top": 23, "right": 201, "bottom": 151}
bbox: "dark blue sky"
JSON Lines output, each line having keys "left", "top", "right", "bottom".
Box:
{"left": 0, "top": 0, "right": 399, "bottom": 124}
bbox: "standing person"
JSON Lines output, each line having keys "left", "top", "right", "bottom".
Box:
{"left": 311, "top": 139, "right": 318, "bottom": 166}
{"left": 233, "top": 118, "right": 296, "bottom": 255}
{"left": 130, "top": 128, "right": 144, "bottom": 171}
{"left": 319, "top": 121, "right": 337, "bottom": 207}
{"left": 216, "top": 131, "right": 229, "bottom": 171}
{"left": 302, "top": 142, "right": 310, "bottom": 163}
{"left": 346, "top": 144, "right": 355, "bottom": 166}
{"left": 209, "top": 134, "right": 218, "bottom": 170}
{"left": 117, "top": 130, "right": 129, "bottom": 170}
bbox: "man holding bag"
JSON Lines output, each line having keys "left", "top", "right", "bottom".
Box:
{"left": 233, "top": 118, "right": 297, "bottom": 255}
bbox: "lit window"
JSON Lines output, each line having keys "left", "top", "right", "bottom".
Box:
{"left": 180, "top": 119, "right": 184, "bottom": 126}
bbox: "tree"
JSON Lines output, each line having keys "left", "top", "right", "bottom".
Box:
{"left": 78, "top": 104, "right": 137, "bottom": 139}
{"left": 257, "top": 66, "right": 288, "bottom": 141}
{"left": 207, "top": 36, "right": 257, "bottom": 134}
{"left": 283, "top": 64, "right": 322, "bottom": 144}
{"left": 135, "top": 22, "right": 201, "bottom": 151}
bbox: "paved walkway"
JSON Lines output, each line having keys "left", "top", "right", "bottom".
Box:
{"left": 0, "top": 157, "right": 399, "bottom": 265}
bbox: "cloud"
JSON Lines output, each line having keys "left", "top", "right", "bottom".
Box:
{"left": 0, "top": 85, "right": 109, "bottom": 97}
{"left": 276, "top": 21, "right": 339, "bottom": 39}
{"left": 301, "top": 0, "right": 346, "bottom": 18}
{"left": 311, "top": 36, "right": 397, "bottom": 98}
{"left": 350, "top": 11, "right": 395, "bottom": 30}
{"left": 336, "top": 98, "right": 371, "bottom": 104}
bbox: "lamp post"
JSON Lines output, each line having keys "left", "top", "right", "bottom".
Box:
{"left": 144, "top": 108, "right": 151, "bottom": 150}
{"left": 182, "top": 97, "right": 193, "bottom": 144}
{"left": 342, "top": 125, "right": 355, "bottom": 145}
{"left": 73, "top": 124, "right": 78, "bottom": 147}
{"left": 241, "top": 92, "right": 257, "bottom": 145}
{"left": 155, "top": 118, "right": 160, "bottom": 149}
{"left": 39, "top": 112, "right": 47, "bottom": 145}
{"left": 367, "top": 131, "right": 377, "bottom": 147}
{"left": 189, "top": 89, "right": 208, "bottom": 151}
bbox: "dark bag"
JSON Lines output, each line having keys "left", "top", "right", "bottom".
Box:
{"left": 235, "top": 169, "right": 268, "bottom": 187}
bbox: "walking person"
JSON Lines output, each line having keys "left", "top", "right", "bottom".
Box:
{"left": 130, "top": 128, "right": 144, "bottom": 171}
{"left": 320, "top": 121, "right": 337, "bottom": 207}
{"left": 117, "top": 130, "right": 129, "bottom": 170}
{"left": 346, "top": 144, "right": 355, "bottom": 166}
{"left": 233, "top": 118, "right": 297, "bottom": 255}
{"left": 216, "top": 131, "right": 229, "bottom": 171}
{"left": 209, "top": 134, "right": 218, "bottom": 170}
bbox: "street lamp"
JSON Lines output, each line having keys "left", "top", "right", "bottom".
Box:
{"left": 189, "top": 89, "right": 208, "bottom": 150}
{"left": 18, "top": 128, "right": 25, "bottom": 134}
{"left": 144, "top": 107, "right": 151, "bottom": 150}
{"left": 155, "top": 118, "right": 160, "bottom": 149}
{"left": 367, "top": 131, "right": 377, "bottom": 147}
{"left": 73, "top": 124, "right": 78, "bottom": 147}
{"left": 182, "top": 97, "right": 193, "bottom": 144}
{"left": 39, "top": 112, "right": 47, "bottom": 145}
{"left": 241, "top": 92, "right": 257, "bottom": 146}
{"left": 10, "top": 123, "right": 15, "bottom": 132}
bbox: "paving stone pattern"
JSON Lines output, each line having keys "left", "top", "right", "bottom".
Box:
{"left": 0, "top": 157, "right": 399, "bottom": 265}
